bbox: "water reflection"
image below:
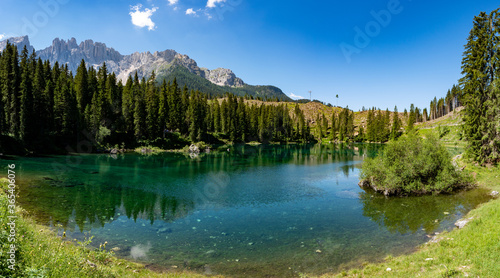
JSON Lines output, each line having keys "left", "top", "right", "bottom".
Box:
{"left": 359, "top": 188, "right": 492, "bottom": 234}
{"left": 10, "top": 143, "right": 489, "bottom": 277}
{"left": 17, "top": 143, "right": 371, "bottom": 232}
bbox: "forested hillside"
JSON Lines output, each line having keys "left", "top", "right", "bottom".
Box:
{"left": 1, "top": 30, "right": 485, "bottom": 155}
{"left": 0, "top": 42, "right": 315, "bottom": 154}
{"left": 157, "top": 65, "right": 291, "bottom": 101}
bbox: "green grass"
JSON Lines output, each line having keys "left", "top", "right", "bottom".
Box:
{"left": 0, "top": 178, "right": 222, "bottom": 278}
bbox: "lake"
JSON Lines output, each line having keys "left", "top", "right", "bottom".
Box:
{"left": 8, "top": 144, "right": 491, "bottom": 277}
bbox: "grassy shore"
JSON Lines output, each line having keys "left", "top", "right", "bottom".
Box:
{"left": 317, "top": 162, "right": 500, "bottom": 278}
{"left": 0, "top": 178, "right": 221, "bottom": 278}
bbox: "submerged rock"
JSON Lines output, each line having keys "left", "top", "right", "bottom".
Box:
{"left": 157, "top": 227, "right": 172, "bottom": 234}
{"left": 358, "top": 179, "right": 399, "bottom": 196}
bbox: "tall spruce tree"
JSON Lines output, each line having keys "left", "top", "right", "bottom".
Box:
{"left": 19, "top": 46, "right": 34, "bottom": 142}
{"left": 407, "top": 104, "right": 416, "bottom": 131}
{"left": 390, "top": 106, "right": 401, "bottom": 140}
{"left": 460, "top": 8, "right": 500, "bottom": 162}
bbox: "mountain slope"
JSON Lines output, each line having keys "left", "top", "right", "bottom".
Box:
{"left": 158, "top": 65, "right": 289, "bottom": 99}
{"left": 0, "top": 36, "right": 291, "bottom": 100}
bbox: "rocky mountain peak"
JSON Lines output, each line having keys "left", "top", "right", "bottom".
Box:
{"left": 202, "top": 68, "right": 245, "bottom": 87}
{"left": 37, "top": 37, "right": 123, "bottom": 73}
{"left": 0, "top": 35, "right": 34, "bottom": 54}
{"left": 0, "top": 35, "right": 247, "bottom": 88}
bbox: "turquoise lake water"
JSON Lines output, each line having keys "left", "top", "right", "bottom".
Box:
{"left": 5, "top": 144, "right": 491, "bottom": 277}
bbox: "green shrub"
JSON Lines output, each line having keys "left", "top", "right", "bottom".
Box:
{"left": 438, "top": 125, "right": 451, "bottom": 138}
{"left": 360, "top": 133, "right": 472, "bottom": 195}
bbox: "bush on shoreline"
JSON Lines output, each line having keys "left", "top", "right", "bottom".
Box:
{"left": 359, "top": 133, "right": 472, "bottom": 196}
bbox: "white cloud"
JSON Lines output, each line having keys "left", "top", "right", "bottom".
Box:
{"left": 186, "top": 8, "right": 197, "bottom": 16}
{"left": 168, "top": 0, "right": 178, "bottom": 5}
{"left": 0, "top": 34, "right": 5, "bottom": 40}
{"left": 206, "top": 0, "right": 226, "bottom": 8}
{"left": 289, "top": 93, "right": 305, "bottom": 100}
{"left": 129, "top": 4, "right": 158, "bottom": 31}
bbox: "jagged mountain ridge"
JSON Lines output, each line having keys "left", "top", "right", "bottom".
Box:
{"left": 0, "top": 36, "right": 288, "bottom": 99}
{"left": 0, "top": 36, "right": 34, "bottom": 55}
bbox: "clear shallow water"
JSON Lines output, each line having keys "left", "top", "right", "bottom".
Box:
{"left": 5, "top": 144, "right": 492, "bottom": 277}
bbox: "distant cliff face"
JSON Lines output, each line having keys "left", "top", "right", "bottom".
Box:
{"left": 0, "top": 36, "right": 34, "bottom": 54}
{"left": 36, "top": 38, "right": 123, "bottom": 72}
{"left": 0, "top": 36, "right": 245, "bottom": 88}
{"left": 201, "top": 68, "right": 245, "bottom": 87}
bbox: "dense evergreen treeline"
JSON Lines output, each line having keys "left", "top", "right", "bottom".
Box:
{"left": 460, "top": 8, "right": 500, "bottom": 163}
{"left": 313, "top": 106, "right": 355, "bottom": 142}
{"left": 429, "top": 84, "right": 462, "bottom": 120}
{"left": 311, "top": 106, "right": 402, "bottom": 143}
{"left": 0, "top": 42, "right": 314, "bottom": 153}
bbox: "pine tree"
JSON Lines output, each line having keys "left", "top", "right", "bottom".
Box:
{"left": 180, "top": 85, "right": 189, "bottom": 135}
{"left": 19, "top": 46, "right": 34, "bottom": 142}
{"left": 133, "top": 80, "right": 146, "bottom": 140}
{"left": 422, "top": 108, "right": 428, "bottom": 122}
{"left": 32, "top": 58, "right": 47, "bottom": 139}
{"left": 316, "top": 114, "right": 323, "bottom": 139}
{"left": 145, "top": 71, "right": 159, "bottom": 138}
{"left": 74, "top": 59, "right": 89, "bottom": 116}
{"left": 158, "top": 79, "right": 169, "bottom": 137}
{"left": 390, "top": 106, "right": 401, "bottom": 140}
{"left": 1, "top": 42, "right": 21, "bottom": 138}
{"left": 213, "top": 100, "right": 221, "bottom": 133}
{"left": 347, "top": 110, "right": 354, "bottom": 139}
{"left": 366, "top": 108, "right": 375, "bottom": 142}
{"left": 53, "top": 71, "right": 77, "bottom": 137}
{"left": 322, "top": 114, "right": 328, "bottom": 133}
{"left": 237, "top": 98, "right": 247, "bottom": 141}
{"left": 460, "top": 8, "right": 500, "bottom": 162}
{"left": 382, "top": 108, "right": 391, "bottom": 141}
{"left": 188, "top": 91, "right": 199, "bottom": 142}
{"left": 170, "top": 79, "right": 184, "bottom": 132}
{"left": 407, "top": 104, "right": 415, "bottom": 131}
{"left": 331, "top": 111, "right": 337, "bottom": 140}
{"left": 122, "top": 76, "right": 135, "bottom": 135}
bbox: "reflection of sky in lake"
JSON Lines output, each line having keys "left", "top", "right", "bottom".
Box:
{"left": 10, "top": 144, "right": 491, "bottom": 277}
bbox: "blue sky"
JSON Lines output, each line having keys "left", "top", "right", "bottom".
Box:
{"left": 0, "top": 0, "right": 499, "bottom": 111}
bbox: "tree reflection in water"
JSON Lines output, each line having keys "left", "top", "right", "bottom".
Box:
{"left": 18, "top": 143, "right": 375, "bottom": 232}
{"left": 359, "top": 188, "right": 492, "bottom": 234}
